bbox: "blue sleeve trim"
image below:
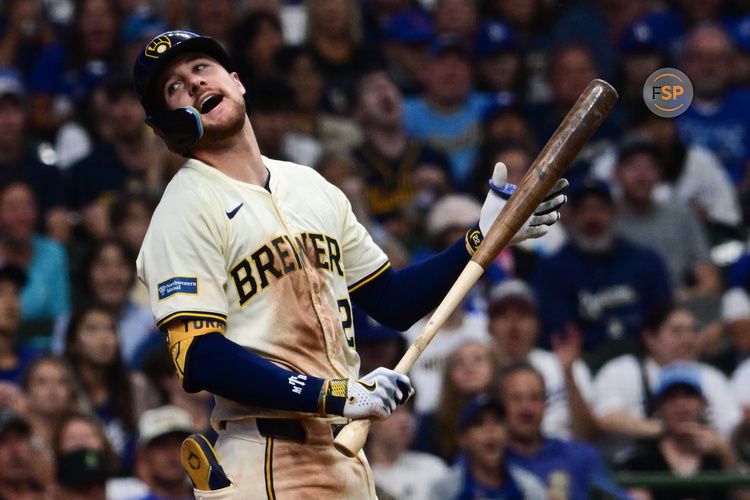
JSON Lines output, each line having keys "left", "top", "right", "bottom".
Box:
{"left": 350, "top": 236, "right": 471, "bottom": 331}
{"left": 185, "top": 332, "right": 326, "bottom": 413}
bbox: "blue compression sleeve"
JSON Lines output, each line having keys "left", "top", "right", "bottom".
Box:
{"left": 184, "top": 332, "right": 326, "bottom": 413}
{"left": 350, "top": 235, "right": 471, "bottom": 331}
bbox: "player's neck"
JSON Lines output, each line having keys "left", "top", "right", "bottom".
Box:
{"left": 193, "top": 117, "right": 267, "bottom": 186}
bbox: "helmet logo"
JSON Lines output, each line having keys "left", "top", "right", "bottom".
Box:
{"left": 145, "top": 35, "right": 172, "bottom": 59}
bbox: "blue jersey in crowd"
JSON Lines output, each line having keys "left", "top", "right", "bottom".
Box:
{"left": 532, "top": 238, "right": 672, "bottom": 352}
{"left": 403, "top": 92, "right": 493, "bottom": 188}
{"left": 505, "top": 438, "right": 613, "bottom": 500}
{"left": 677, "top": 88, "right": 750, "bottom": 184}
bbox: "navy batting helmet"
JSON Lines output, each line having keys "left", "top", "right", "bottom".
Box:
{"left": 133, "top": 30, "right": 233, "bottom": 115}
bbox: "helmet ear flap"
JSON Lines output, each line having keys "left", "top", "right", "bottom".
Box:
{"left": 146, "top": 106, "right": 203, "bottom": 155}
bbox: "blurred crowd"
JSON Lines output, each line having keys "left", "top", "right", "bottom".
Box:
{"left": 3, "top": 0, "right": 750, "bottom": 499}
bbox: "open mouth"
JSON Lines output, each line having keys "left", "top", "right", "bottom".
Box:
{"left": 200, "top": 94, "right": 223, "bottom": 114}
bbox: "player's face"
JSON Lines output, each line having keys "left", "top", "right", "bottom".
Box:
{"left": 161, "top": 53, "right": 247, "bottom": 142}
{"left": 500, "top": 370, "right": 545, "bottom": 443}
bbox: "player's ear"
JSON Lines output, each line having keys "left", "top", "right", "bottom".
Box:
{"left": 231, "top": 72, "right": 245, "bottom": 95}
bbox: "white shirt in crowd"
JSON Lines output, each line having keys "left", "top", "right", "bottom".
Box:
{"left": 731, "top": 357, "right": 750, "bottom": 410}
{"left": 405, "top": 311, "right": 490, "bottom": 414}
{"left": 371, "top": 451, "right": 448, "bottom": 500}
{"left": 528, "top": 349, "right": 594, "bottom": 440}
{"left": 593, "top": 355, "right": 741, "bottom": 438}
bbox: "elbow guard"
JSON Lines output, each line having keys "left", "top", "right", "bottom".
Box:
{"left": 163, "top": 318, "right": 226, "bottom": 391}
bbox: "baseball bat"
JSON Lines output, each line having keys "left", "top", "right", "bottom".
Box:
{"left": 333, "top": 79, "right": 618, "bottom": 457}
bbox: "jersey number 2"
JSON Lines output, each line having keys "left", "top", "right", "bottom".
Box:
{"left": 337, "top": 298, "right": 355, "bottom": 348}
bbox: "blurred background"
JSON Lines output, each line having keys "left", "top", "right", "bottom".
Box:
{"left": 3, "top": 0, "right": 750, "bottom": 498}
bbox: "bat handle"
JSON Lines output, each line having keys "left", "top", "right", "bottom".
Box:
{"left": 333, "top": 419, "right": 371, "bottom": 457}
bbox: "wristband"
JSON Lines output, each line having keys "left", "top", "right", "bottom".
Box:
{"left": 465, "top": 223, "right": 483, "bottom": 255}
{"left": 318, "top": 378, "right": 348, "bottom": 416}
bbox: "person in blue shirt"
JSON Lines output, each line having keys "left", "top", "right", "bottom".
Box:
{"left": 403, "top": 35, "right": 493, "bottom": 189}
{"left": 498, "top": 362, "right": 626, "bottom": 500}
{"left": 430, "top": 394, "right": 547, "bottom": 500}
{"left": 532, "top": 179, "right": 672, "bottom": 358}
{"left": 0, "top": 265, "right": 40, "bottom": 383}
{"left": 677, "top": 24, "right": 750, "bottom": 185}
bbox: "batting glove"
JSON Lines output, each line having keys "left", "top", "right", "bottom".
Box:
{"left": 318, "top": 367, "right": 413, "bottom": 419}
{"left": 468, "top": 162, "right": 567, "bottom": 253}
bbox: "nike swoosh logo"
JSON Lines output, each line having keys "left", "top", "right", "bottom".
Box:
{"left": 355, "top": 380, "right": 377, "bottom": 392}
{"left": 225, "top": 203, "right": 243, "bottom": 219}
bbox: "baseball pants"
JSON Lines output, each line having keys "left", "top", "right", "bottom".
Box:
{"left": 193, "top": 418, "right": 377, "bottom": 499}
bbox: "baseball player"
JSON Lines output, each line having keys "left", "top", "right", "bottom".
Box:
{"left": 133, "top": 30, "right": 567, "bottom": 499}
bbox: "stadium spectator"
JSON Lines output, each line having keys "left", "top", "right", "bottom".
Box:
{"left": 0, "top": 69, "right": 68, "bottom": 239}
{"left": 67, "top": 73, "right": 176, "bottom": 226}
{"left": 403, "top": 35, "right": 492, "bottom": 189}
{"left": 532, "top": 179, "right": 672, "bottom": 357}
{"left": 352, "top": 68, "right": 451, "bottom": 224}
{"left": 677, "top": 23, "right": 750, "bottom": 186}
{"left": 0, "top": 265, "right": 41, "bottom": 383}
{"left": 21, "top": 355, "right": 86, "bottom": 446}
{"left": 613, "top": 138, "right": 721, "bottom": 297}
{"left": 352, "top": 306, "right": 405, "bottom": 376}
{"left": 381, "top": 9, "right": 433, "bottom": 95}
{"left": 406, "top": 195, "right": 491, "bottom": 414}
{"left": 0, "top": 408, "right": 49, "bottom": 499}
{"left": 368, "top": 400, "right": 448, "bottom": 500}
{"left": 54, "top": 449, "right": 109, "bottom": 500}
{"left": 131, "top": 406, "right": 194, "bottom": 500}
{"left": 52, "top": 412, "right": 119, "bottom": 473}
{"left": 480, "top": 97, "right": 538, "bottom": 153}
{"left": 0, "top": 181, "right": 71, "bottom": 334}
{"left": 306, "top": 0, "right": 374, "bottom": 116}
{"left": 244, "top": 76, "right": 298, "bottom": 163}
{"left": 593, "top": 304, "right": 741, "bottom": 464}
{"left": 276, "top": 45, "right": 361, "bottom": 156}
{"left": 593, "top": 122, "right": 742, "bottom": 241}
{"left": 63, "top": 304, "right": 142, "bottom": 466}
{"left": 432, "top": 0, "right": 478, "bottom": 45}
{"left": 53, "top": 238, "right": 159, "bottom": 365}
{"left": 0, "top": 0, "right": 57, "bottom": 83}
{"left": 229, "top": 11, "right": 284, "bottom": 84}
{"left": 430, "top": 395, "right": 547, "bottom": 499}
{"left": 29, "top": 0, "right": 122, "bottom": 137}
{"left": 488, "top": 279, "right": 596, "bottom": 441}
{"left": 190, "top": 0, "right": 235, "bottom": 49}
{"left": 704, "top": 288, "right": 750, "bottom": 375}
{"left": 498, "top": 363, "right": 622, "bottom": 500}
{"left": 622, "top": 362, "right": 736, "bottom": 500}
{"left": 412, "top": 340, "right": 496, "bottom": 462}
{"left": 473, "top": 20, "right": 525, "bottom": 99}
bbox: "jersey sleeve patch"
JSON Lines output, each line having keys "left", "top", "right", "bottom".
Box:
{"left": 158, "top": 276, "right": 199, "bottom": 301}
{"left": 156, "top": 311, "right": 227, "bottom": 329}
{"left": 165, "top": 317, "right": 226, "bottom": 348}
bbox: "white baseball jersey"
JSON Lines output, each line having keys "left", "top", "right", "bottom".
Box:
{"left": 136, "top": 156, "right": 389, "bottom": 426}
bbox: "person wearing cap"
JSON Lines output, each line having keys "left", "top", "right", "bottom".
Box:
{"left": 431, "top": 394, "right": 546, "bottom": 500}
{"left": 498, "top": 363, "right": 622, "bottom": 500}
{"left": 533, "top": 178, "right": 672, "bottom": 356}
{"left": 131, "top": 406, "right": 194, "bottom": 500}
{"left": 622, "top": 362, "right": 736, "bottom": 500}
{"left": 593, "top": 303, "right": 741, "bottom": 464}
{"left": 488, "top": 279, "right": 596, "bottom": 441}
{"left": 382, "top": 9, "right": 435, "bottom": 95}
{"left": 677, "top": 23, "right": 750, "bottom": 186}
{"left": 403, "top": 34, "right": 494, "bottom": 189}
{"left": 613, "top": 136, "right": 722, "bottom": 299}
{"left": 473, "top": 20, "right": 524, "bottom": 99}
{"left": 0, "top": 264, "right": 42, "bottom": 383}
{"left": 351, "top": 67, "right": 451, "bottom": 224}
{"left": 351, "top": 306, "right": 405, "bottom": 376}
{"left": 54, "top": 449, "right": 110, "bottom": 500}
{"left": 0, "top": 408, "right": 47, "bottom": 499}
{"left": 131, "top": 29, "right": 565, "bottom": 498}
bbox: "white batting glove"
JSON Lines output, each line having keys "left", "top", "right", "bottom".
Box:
{"left": 478, "top": 162, "right": 567, "bottom": 246}
{"left": 319, "top": 367, "right": 413, "bottom": 419}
